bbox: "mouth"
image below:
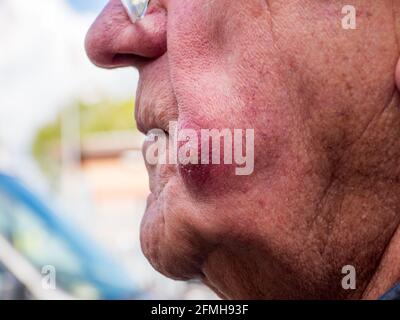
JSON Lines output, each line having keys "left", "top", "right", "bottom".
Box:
{"left": 139, "top": 115, "right": 177, "bottom": 201}
{"left": 133, "top": 57, "right": 182, "bottom": 202}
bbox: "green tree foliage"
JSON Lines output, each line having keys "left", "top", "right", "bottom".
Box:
{"left": 32, "top": 99, "right": 136, "bottom": 179}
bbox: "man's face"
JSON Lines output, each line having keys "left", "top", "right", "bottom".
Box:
{"left": 86, "top": 0, "right": 400, "bottom": 299}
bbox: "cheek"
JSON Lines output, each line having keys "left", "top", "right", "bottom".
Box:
{"left": 175, "top": 120, "right": 246, "bottom": 196}
{"left": 178, "top": 163, "right": 211, "bottom": 192}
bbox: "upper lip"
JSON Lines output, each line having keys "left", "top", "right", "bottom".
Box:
{"left": 135, "top": 98, "right": 172, "bottom": 135}
{"left": 135, "top": 84, "right": 177, "bottom": 136}
{"left": 133, "top": 55, "right": 178, "bottom": 135}
{"left": 135, "top": 103, "right": 169, "bottom": 135}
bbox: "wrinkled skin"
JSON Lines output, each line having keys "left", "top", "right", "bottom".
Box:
{"left": 86, "top": 0, "right": 400, "bottom": 299}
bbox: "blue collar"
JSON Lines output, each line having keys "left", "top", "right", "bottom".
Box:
{"left": 379, "top": 283, "right": 400, "bottom": 300}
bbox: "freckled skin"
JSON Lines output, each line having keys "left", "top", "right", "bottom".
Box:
{"left": 86, "top": 0, "right": 400, "bottom": 299}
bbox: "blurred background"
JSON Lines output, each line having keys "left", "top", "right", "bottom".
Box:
{"left": 0, "top": 0, "right": 217, "bottom": 300}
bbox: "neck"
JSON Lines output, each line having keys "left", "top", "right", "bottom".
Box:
{"left": 344, "top": 90, "right": 400, "bottom": 299}
{"left": 307, "top": 89, "right": 400, "bottom": 299}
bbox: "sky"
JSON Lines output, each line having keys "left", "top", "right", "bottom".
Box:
{"left": 67, "top": 0, "right": 108, "bottom": 13}
{"left": 0, "top": 0, "right": 138, "bottom": 157}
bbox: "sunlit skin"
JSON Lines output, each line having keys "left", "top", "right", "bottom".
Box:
{"left": 86, "top": 0, "right": 400, "bottom": 299}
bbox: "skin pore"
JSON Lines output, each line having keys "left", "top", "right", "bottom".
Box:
{"left": 86, "top": 0, "right": 400, "bottom": 299}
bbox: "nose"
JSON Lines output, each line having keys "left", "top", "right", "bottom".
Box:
{"left": 85, "top": 0, "right": 167, "bottom": 69}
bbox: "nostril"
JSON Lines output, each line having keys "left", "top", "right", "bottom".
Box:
{"left": 112, "top": 54, "right": 153, "bottom": 68}
{"left": 112, "top": 54, "right": 136, "bottom": 67}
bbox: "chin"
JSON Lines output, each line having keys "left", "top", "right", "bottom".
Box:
{"left": 139, "top": 176, "right": 215, "bottom": 280}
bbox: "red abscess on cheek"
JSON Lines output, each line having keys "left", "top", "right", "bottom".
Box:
{"left": 179, "top": 161, "right": 235, "bottom": 196}
{"left": 179, "top": 163, "right": 211, "bottom": 191}
{"left": 176, "top": 121, "right": 236, "bottom": 195}
{"left": 176, "top": 122, "right": 212, "bottom": 193}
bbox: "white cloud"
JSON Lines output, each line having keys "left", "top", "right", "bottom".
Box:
{"left": 0, "top": 0, "right": 139, "bottom": 152}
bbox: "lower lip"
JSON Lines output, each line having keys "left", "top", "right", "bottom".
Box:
{"left": 146, "top": 192, "right": 157, "bottom": 208}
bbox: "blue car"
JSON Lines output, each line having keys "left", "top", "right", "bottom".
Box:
{"left": 0, "top": 172, "right": 140, "bottom": 300}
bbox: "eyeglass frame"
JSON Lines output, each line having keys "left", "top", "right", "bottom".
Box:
{"left": 121, "top": 0, "right": 151, "bottom": 23}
